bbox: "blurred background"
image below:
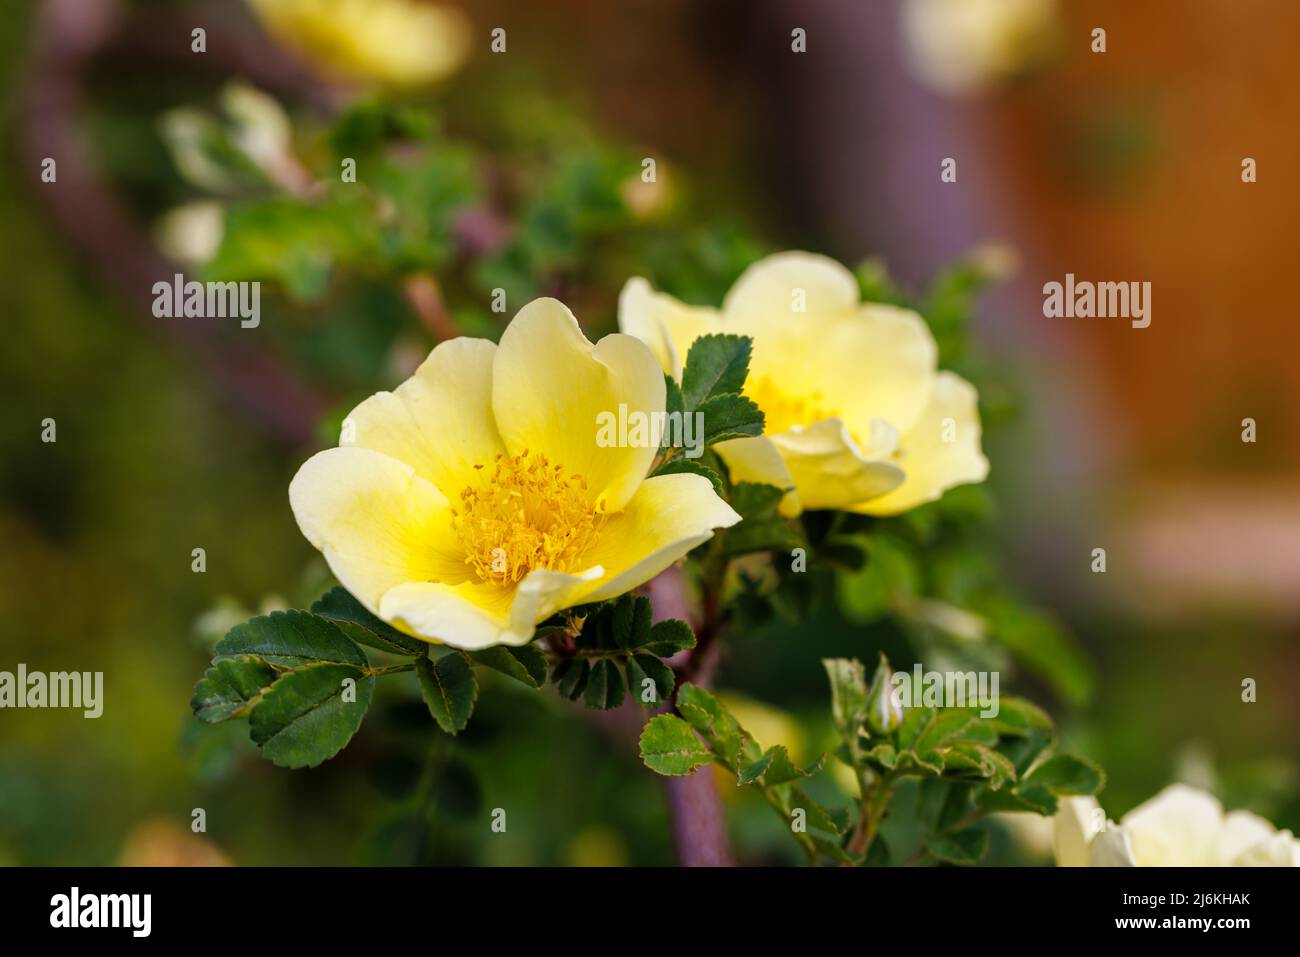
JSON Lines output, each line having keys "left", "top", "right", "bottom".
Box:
{"left": 1, "top": 0, "right": 1297, "bottom": 866}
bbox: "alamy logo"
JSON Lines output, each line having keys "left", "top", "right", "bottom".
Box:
{"left": 595, "top": 404, "right": 705, "bottom": 459}
{"left": 152, "top": 273, "right": 261, "bottom": 328}
{"left": 0, "top": 664, "right": 102, "bottom": 718}
{"left": 891, "top": 666, "right": 1000, "bottom": 718}
{"left": 1042, "top": 273, "right": 1151, "bottom": 329}
{"left": 50, "top": 887, "right": 151, "bottom": 937}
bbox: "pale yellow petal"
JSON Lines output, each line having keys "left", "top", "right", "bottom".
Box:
{"left": 853, "top": 372, "right": 989, "bottom": 516}
{"left": 1120, "top": 784, "right": 1224, "bottom": 866}
{"left": 1227, "top": 829, "right": 1300, "bottom": 867}
{"left": 1215, "top": 811, "right": 1283, "bottom": 865}
{"left": 814, "top": 304, "right": 938, "bottom": 434}
{"left": 580, "top": 473, "right": 741, "bottom": 603}
{"left": 288, "top": 447, "right": 469, "bottom": 616}
{"left": 713, "top": 435, "right": 802, "bottom": 517}
{"left": 492, "top": 298, "right": 665, "bottom": 512}
{"left": 767, "top": 418, "right": 905, "bottom": 511}
{"left": 1087, "top": 825, "right": 1138, "bottom": 867}
{"left": 379, "top": 580, "right": 515, "bottom": 650}
{"left": 342, "top": 337, "right": 505, "bottom": 494}
{"left": 507, "top": 566, "right": 605, "bottom": 636}
{"left": 1053, "top": 796, "right": 1103, "bottom": 867}
{"left": 617, "top": 277, "right": 721, "bottom": 378}
{"left": 381, "top": 561, "right": 604, "bottom": 650}
{"left": 721, "top": 251, "right": 860, "bottom": 334}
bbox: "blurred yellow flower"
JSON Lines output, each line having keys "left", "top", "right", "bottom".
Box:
{"left": 901, "top": 0, "right": 1060, "bottom": 96}
{"left": 619, "top": 252, "right": 988, "bottom": 517}
{"left": 247, "top": 0, "right": 472, "bottom": 88}
{"left": 290, "top": 299, "right": 739, "bottom": 650}
{"left": 1055, "top": 785, "right": 1300, "bottom": 866}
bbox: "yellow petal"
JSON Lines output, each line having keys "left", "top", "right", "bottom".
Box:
{"left": 722, "top": 251, "right": 860, "bottom": 334}
{"left": 767, "top": 418, "right": 905, "bottom": 511}
{"left": 378, "top": 565, "right": 603, "bottom": 650}
{"left": 1216, "top": 810, "right": 1283, "bottom": 865}
{"left": 1120, "top": 784, "right": 1224, "bottom": 866}
{"left": 814, "top": 304, "right": 938, "bottom": 435}
{"left": 341, "top": 337, "right": 505, "bottom": 494}
{"left": 379, "top": 581, "right": 515, "bottom": 649}
{"left": 1053, "top": 796, "right": 1103, "bottom": 867}
{"left": 618, "top": 277, "right": 721, "bottom": 378}
{"left": 492, "top": 297, "right": 665, "bottom": 512}
{"left": 288, "top": 446, "right": 468, "bottom": 615}
{"left": 721, "top": 256, "right": 938, "bottom": 441}
{"left": 580, "top": 473, "right": 741, "bottom": 603}
{"left": 853, "top": 372, "right": 989, "bottom": 516}
{"left": 249, "top": 0, "right": 472, "bottom": 87}
{"left": 1087, "top": 826, "right": 1138, "bottom": 866}
{"left": 713, "top": 435, "right": 802, "bottom": 517}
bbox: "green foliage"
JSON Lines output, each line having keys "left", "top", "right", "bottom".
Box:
{"left": 639, "top": 684, "right": 844, "bottom": 863}
{"left": 820, "top": 653, "right": 1104, "bottom": 865}
{"left": 249, "top": 662, "right": 374, "bottom": 769}
{"left": 543, "top": 595, "right": 696, "bottom": 710}
{"left": 415, "top": 653, "right": 478, "bottom": 734}
{"left": 679, "top": 334, "right": 753, "bottom": 409}
{"left": 312, "top": 586, "right": 427, "bottom": 656}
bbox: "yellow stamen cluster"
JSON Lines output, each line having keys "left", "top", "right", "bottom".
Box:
{"left": 450, "top": 450, "right": 605, "bottom": 585}
{"left": 745, "top": 375, "right": 834, "bottom": 433}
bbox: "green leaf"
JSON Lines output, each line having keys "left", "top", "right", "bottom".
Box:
{"left": 945, "top": 742, "right": 1017, "bottom": 789}
{"left": 311, "top": 586, "right": 426, "bottom": 656}
{"left": 680, "top": 334, "right": 752, "bottom": 409}
{"left": 864, "top": 742, "right": 898, "bottom": 771}
{"left": 626, "top": 653, "right": 674, "bottom": 706}
{"left": 552, "top": 658, "right": 590, "bottom": 701}
{"left": 925, "top": 827, "right": 989, "bottom": 865}
{"left": 896, "top": 706, "right": 935, "bottom": 751}
{"left": 737, "top": 745, "right": 824, "bottom": 788}
{"left": 639, "top": 714, "right": 713, "bottom": 776}
{"left": 470, "top": 644, "right": 548, "bottom": 689}
{"left": 611, "top": 595, "right": 652, "bottom": 651}
{"left": 415, "top": 653, "right": 478, "bottom": 734}
{"left": 789, "top": 788, "right": 846, "bottom": 835}
{"left": 643, "top": 619, "right": 696, "bottom": 656}
{"left": 651, "top": 457, "right": 723, "bottom": 495}
{"left": 191, "top": 655, "right": 277, "bottom": 723}
{"left": 248, "top": 663, "right": 374, "bottom": 768}
{"left": 983, "top": 697, "right": 1054, "bottom": 737}
{"left": 695, "top": 393, "right": 764, "bottom": 446}
{"left": 811, "top": 837, "right": 857, "bottom": 864}
{"left": 823, "top": 657, "right": 869, "bottom": 737}
{"left": 724, "top": 482, "right": 801, "bottom": 556}
{"left": 676, "top": 683, "right": 755, "bottom": 770}
{"left": 980, "top": 784, "right": 1057, "bottom": 816}
{"left": 584, "top": 658, "right": 626, "bottom": 710}
{"left": 663, "top": 372, "right": 686, "bottom": 421}
{"left": 216, "top": 610, "right": 367, "bottom": 668}
{"left": 1024, "top": 754, "right": 1105, "bottom": 796}
{"left": 914, "top": 711, "right": 976, "bottom": 755}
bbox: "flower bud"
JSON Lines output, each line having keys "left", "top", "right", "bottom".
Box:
{"left": 864, "top": 654, "right": 903, "bottom": 735}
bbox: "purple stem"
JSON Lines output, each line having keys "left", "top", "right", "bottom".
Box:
{"left": 647, "top": 567, "right": 734, "bottom": 867}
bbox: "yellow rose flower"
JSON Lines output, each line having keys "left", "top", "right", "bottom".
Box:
{"left": 1055, "top": 786, "right": 1300, "bottom": 867}
{"left": 247, "top": 0, "right": 472, "bottom": 88}
{"left": 289, "top": 298, "right": 740, "bottom": 650}
{"left": 618, "top": 252, "right": 989, "bottom": 517}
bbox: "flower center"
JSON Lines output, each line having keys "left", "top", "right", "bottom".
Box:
{"left": 450, "top": 450, "right": 605, "bottom": 585}
{"left": 745, "top": 375, "right": 834, "bottom": 433}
